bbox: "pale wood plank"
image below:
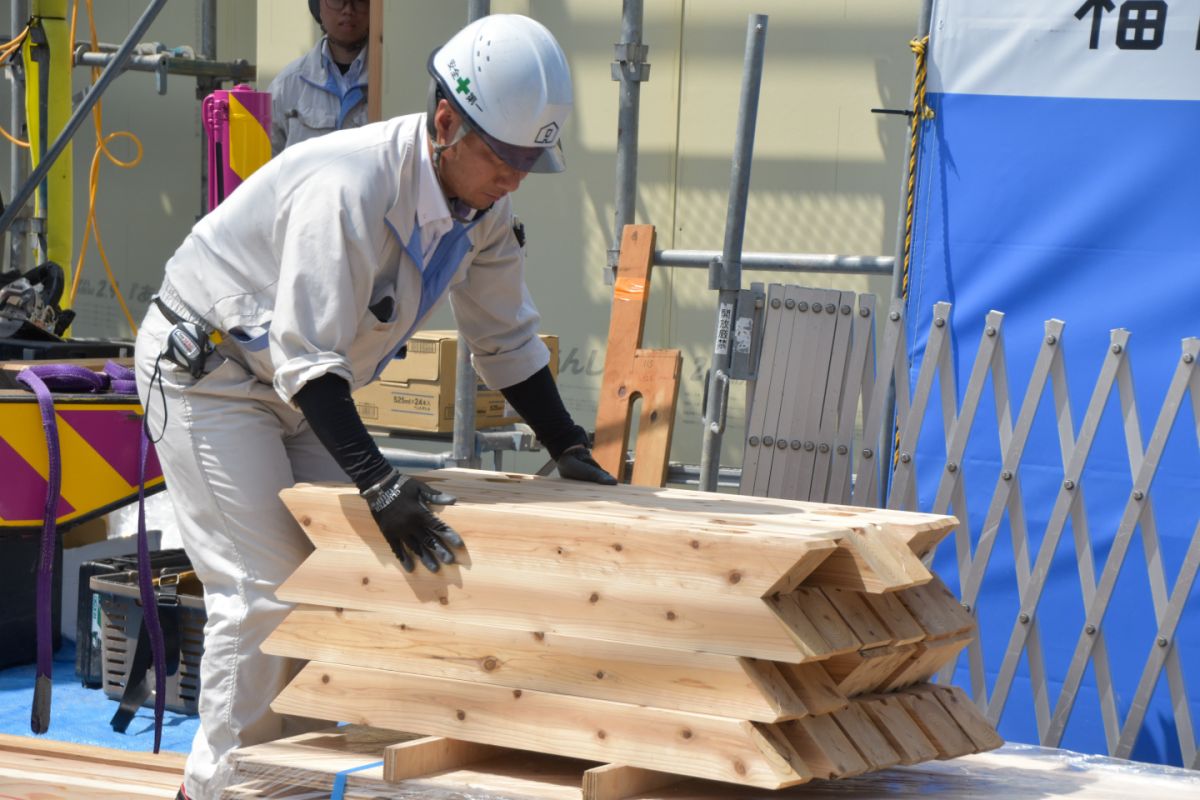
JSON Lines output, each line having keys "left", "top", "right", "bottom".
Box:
{"left": 592, "top": 225, "right": 682, "bottom": 487}
{"left": 277, "top": 549, "right": 807, "bottom": 662}
{"left": 914, "top": 684, "right": 1005, "bottom": 753}
{"left": 383, "top": 736, "right": 505, "bottom": 781}
{"left": 804, "top": 523, "right": 932, "bottom": 593}
{"left": 263, "top": 605, "right": 806, "bottom": 722}
{"left": 824, "top": 644, "right": 920, "bottom": 697}
{"left": 782, "top": 713, "right": 869, "bottom": 780}
{"left": 787, "top": 587, "right": 862, "bottom": 654}
{"left": 828, "top": 702, "right": 902, "bottom": 771}
{"left": 861, "top": 590, "right": 927, "bottom": 645}
{"left": 893, "top": 575, "right": 976, "bottom": 640}
{"left": 893, "top": 688, "right": 977, "bottom": 760}
{"left": 821, "top": 586, "right": 894, "bottom": 648}
{"left": 855, "top": 694, "right": 940, "bottom": 765}
{"left": 272, "top": 662, "right": 811, "bottom": 789}
{"left": 413, "top": 468, "right": 957, "bottom": 556}
{"left": 774, "top": 662, "right": 849, "bottom": 716}
{"left": 880, "top": 631, "right": 972, "bottom": 691}
{"left": 582, "top": 763, "right": 681, "bottom": 800}
{"left": 281, "top": 482, "right": 842, "bottom": 599}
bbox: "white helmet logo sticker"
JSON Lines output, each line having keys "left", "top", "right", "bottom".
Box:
{"left": 534, "top": 122, "right": 559, "bottom": 144}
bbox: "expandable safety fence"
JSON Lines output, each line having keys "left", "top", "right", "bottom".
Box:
{"left": 849, "top": 301, "right": 1199, "bottom": 768}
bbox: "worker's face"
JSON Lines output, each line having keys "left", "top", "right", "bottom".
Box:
{"left": 434, "top": 103, "right": 529, "bottom": 210}
{"left": 320, "top": 0, "right": 369, "bottom": 50}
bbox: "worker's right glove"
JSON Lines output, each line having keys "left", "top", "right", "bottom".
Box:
{"left": 361, "top": 469, "right": 463, "bottom": 573}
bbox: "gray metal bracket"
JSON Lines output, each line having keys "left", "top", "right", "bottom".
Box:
{"left": 611, "top": 42, "right": 651, "bottom": 82}
{"left": 728, "top": 285, "right": 765, "bottom": 381}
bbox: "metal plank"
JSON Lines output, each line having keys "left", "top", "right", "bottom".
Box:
{"left": 810, "top": 290, "right": 857, "bottom": 501}
{"left": 740, "top": 284, "right": 790, "bottom": 496}
{"left": 829, "top": 295, "right": 874, "bottom": 503}
{"left": 783, "top": 288, "right": 840, "bottom": 500}
{"left": 767, "top": 286, "right": 817, "bottom": 498}
{"left": 1033, "top": 339, "right": 1197, "bottom": 740}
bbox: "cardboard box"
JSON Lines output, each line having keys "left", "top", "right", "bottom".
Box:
{"left": 353, "top": 330, "right": 558, "bottom": 433}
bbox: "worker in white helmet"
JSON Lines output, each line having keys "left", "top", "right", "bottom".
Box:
{"left": 136, "top": 15, "right": 615, "bottom": 800}
{"left": 267, "top": 0, "right": 370, "bottom": 155}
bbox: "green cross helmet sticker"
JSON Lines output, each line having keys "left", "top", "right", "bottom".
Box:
{"left": 456, "top": 77, "right": 470, "bottom": 94}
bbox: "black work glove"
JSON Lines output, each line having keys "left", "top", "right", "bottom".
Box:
{"left": 556, "top": 445, "right": 618, "bottom": 485}
{"left": 362, "top": 470, "right": 463, "bottom": 573}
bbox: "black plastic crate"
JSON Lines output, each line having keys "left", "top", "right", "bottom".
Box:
{"left": 0, "top": 531, "right": 62, "bottom": 669}
{"left": 74, "top": 543, "right": 186, "bottom": 688}
{"left": 90, "top": 566, "right": 205, "bottom": 716}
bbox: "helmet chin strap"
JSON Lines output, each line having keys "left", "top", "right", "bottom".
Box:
{"left": 432, "top": 125, "right": 476, "bottom": 222}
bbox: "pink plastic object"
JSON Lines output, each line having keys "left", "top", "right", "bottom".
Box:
{"left": 202, "top": 84, "right": 272, "bottom": 211}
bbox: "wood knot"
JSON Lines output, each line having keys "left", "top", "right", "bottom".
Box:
{"left": 595, "top": 670, "right": 605, "bottom": 680}
{"left": 728, "top": 571, "right": 742, "bottom": 584}
{"left": 512, "top": 690, "right": 523, "bottom": 699}
{"left": 320, "top": 674, "right": 330, "bottom": 684}
{"left": 612, "top": 543, "right": 623, "bottom": 552}
{"left": 532, "top": 632, "right": 545, "bottom": 642}
{"left": 690, "top": 540, "right": 700, "bottom": 550}
{"left": 299, "top": 515, "right": 312, "bottom": 527}
{"left": 680, "top": 728, "right": 693, "bottom": 739}
{"left": 589, "top": 592, "right": 601, "bottom": 604}
{"left": 596, "top": 730, "right": 607, "bottom": 740}
{"left": 665, "top": 611, "right": 677, "bottom": 621}
{"left": 733, "top": 759, "right": 747, "bottom": 775}
{"left": 456, "top": 710, "right": 466, "bottom": 720}
{"left": 482, "top": 657, "right": 499, "bottom": 672}
{"left": 360, "top": 576, "right": 370, "bottom": 586}
{"left": 438, "top": 596, "right": 449, "bottom": 606}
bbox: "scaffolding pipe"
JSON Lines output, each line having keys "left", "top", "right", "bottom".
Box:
{"left": 608, "top": 0, "right": 647, "bottom": 285}
{"left": 452, "top": 0, "right": 491, "bottom": 468}
{"left": 74, "top": 51, "right": 253, "bottom": 81}
{"left": 0, "top": 0, "right": 171, "bottom": 241}
{"left": 698, "top": 13, "right": 767, "bottom": 493}
{"left": 7, "top": 0, "right": 30, "bottom": 273}
{"left": 880, "top": 0, "right": 935, "bottom": 500}
{"left": 656, "top": 249, "right": 892, "bottom": 275}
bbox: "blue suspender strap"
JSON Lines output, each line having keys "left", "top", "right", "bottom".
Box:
{"left": 330, "top": 760, "right": 384, "bottom": 799}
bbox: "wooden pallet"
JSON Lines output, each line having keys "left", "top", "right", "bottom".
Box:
{"left": 224, "top": 727, "right": 1200, "bottom": 800}
{"left": 267, "top": 470, "right": 996, "bottom": 789}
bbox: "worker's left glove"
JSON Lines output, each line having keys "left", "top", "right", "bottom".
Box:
{"left": 556, "top": 446, "right": 618, "bottom": 485}
{"left": 362, "top": 470, "right": 463, "bottom": 573}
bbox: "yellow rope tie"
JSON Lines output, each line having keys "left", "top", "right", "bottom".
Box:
{"left": 893, "top": 35, "right": 935, "bottom": 475}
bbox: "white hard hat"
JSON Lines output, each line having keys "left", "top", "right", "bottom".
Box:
{"left": 428, "top": 14, "right": 572, "bottom": 174}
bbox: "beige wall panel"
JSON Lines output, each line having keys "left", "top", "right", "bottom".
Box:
{"left": 0, "top": 1, "right": 257, "bottom": 338}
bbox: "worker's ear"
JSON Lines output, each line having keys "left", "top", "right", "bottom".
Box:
{"left": 433, "top": 99, "right": 461, "bottom": 147}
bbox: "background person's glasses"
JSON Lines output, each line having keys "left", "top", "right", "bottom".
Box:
{"left": 323, "top": 0, "right": 369, "bottom": 12}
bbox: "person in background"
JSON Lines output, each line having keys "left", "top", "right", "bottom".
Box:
{"left": 138, "top": 15, "right": 615, "bottom": 799}
{"left": 267, "top": 0, "right": 370, "bottom": 155}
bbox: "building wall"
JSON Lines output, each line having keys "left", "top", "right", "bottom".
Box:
{"left": 3, "top": 0, "right": 922, "bottom": 470}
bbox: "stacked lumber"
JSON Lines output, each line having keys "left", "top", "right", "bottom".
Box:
{"left": 224, "top": 727, "right": 1200, "bottom": 800}
{"left": 0, "top": 734, "right": 184, "bottom": 799}
{"left": 265, "top": 469, "right": 1000, "bottom": 790}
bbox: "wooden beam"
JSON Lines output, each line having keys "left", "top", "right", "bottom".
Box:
{"left": 383, "top": 736, "right": 505, "bottom": 782}
{"left": 264, "top": 605, "right": 811, "bottom": 722}
{"left": 273, "top": 662, "right": 813, "bottom": 789}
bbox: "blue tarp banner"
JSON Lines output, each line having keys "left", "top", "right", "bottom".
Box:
{"left": 907, "top": 0, "right": 1200, "bottom": 765}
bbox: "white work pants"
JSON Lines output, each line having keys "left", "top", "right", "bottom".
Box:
{"left": 135, "top": 306, "right": 345, "bottom": 799}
